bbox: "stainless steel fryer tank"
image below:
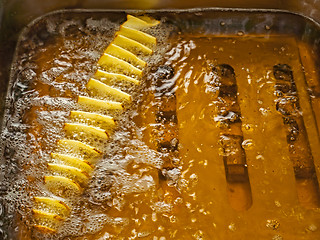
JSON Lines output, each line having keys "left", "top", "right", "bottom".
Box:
{"left": 2, "top": 1, "right": 320, "bottom": 239}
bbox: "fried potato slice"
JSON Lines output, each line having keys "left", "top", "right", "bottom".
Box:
{"left": 122, "top": 14, "right": 160, "bottom": 30}
{"left": 64, "top": 123, "right": 109, "bottom": 141}
{"left": 118, "top": 26, "right": 157, "bottom": 46}
{"left": 57, "top": 139, "right": 102, "bottom": 162}
{"left": 86, "top": 78, "right": 132, "bottom": 102}
{"left": 33, "top": 196, "right": 70, "bottom": 218}
{"left": 98, "top": 53, "right": 143, "bottom": 77}
{"left": 47, "top": 163, "right": 89, "bottom": 188}
{"left": 105, "top": 43, "right": 146, "bottom": 68}
{"left": 44, "top": 175, "right": 82, "bottom": 197}
{"left": 94, "top": 70, "right": 140, "bottom": 85}
{"left": 51, "top": 153, "right": 94, "bottom": 174}
{"left": 32, "top": 209, "right": 65, "bottom": 222}
{"left": 136, "top": 15, "right": 160, "bottom": 26}
{"left": 113, "top": 35, "right": 152, "bottom": 55}
{"left": 77, "top": 96, "right": 123, "bottom": 112}
{"left": 32, "top": 209, "right": 64, "bottom": 234}
{"left": 70, "top": 110, "right": 116, "bottom": 131}
{"left": 33, "top": 225, "right": 57, "bottom": 234}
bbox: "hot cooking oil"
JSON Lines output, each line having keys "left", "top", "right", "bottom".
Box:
{"left": 2, "top": 10, "right": 320, "bottom": 240}
{"left": 128, "top": 34, "right": 320, "bottom": 240}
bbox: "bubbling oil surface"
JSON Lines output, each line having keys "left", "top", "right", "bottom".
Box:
{"left": 161, "top": 35, "right": 320, "bottom": 239}
{"left": 102, "top": 35, "right": 320, "bottom": 240}
{"left": 1, "top": 15, "right": 175, "bottom": 239}
{"left": 2, "top": 11, "right": 320, "bottom": 240}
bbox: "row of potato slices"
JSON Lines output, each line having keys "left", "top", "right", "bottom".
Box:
{"left": 32, "top": 14, "right": 160, "bottom": 233}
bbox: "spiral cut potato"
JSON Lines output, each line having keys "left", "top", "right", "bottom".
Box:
{"left": 31, "top": 14, "right": 160, "bottom": 233}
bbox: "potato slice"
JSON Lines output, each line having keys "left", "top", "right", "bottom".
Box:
{"left": 113, "top": 35, "right": 152, "bottom": 55}
{"left": 57, "top": 139, "right": 102, "bottom": 162}
{"left": 86, "top": 78, "right": 132, "bottom": 102}
{"left": 32, "top": 209, "right": 65, "bottom": 222}
{"left": 94, "top": 70, "right": 140, "bottom": 85}
{"left": 64, "top": 123, "right": 109, "bottom": 141}
{"left": 47, "top": 163, "right": 89, "bottom": 187}
{"left": 51, "top": 153, "right": 94, "bottom": 174}
{"left": 33, "top": 225, "right": 57, "bottom": 234}
{"left": 44, "top": 176, "right": 82, "bottom": 197}
{"left": 70, "top": 110, "right": 116, "bottom": 131}
{"left": 136, "top": 15, "right": 160, "bottom": 26}
{"left": 98, "top": 53, "right": 142, "bottom": 77}
{"left": 105, "top": 44, "right": 146, "bottom": 69}
{"left": 77, "top": 96, "right": 123, "bottom": 112}
{"left": 32, "top": 209, "right": 64, "bottom": 234}
{"left": 118, "top": 26, "right": 156, "bottom": 46}
{"left": 122, "top": 14, "right": 160, "bottom": 30}
{"left": 33, "top": 196, "right": 70, "bottom": 218}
